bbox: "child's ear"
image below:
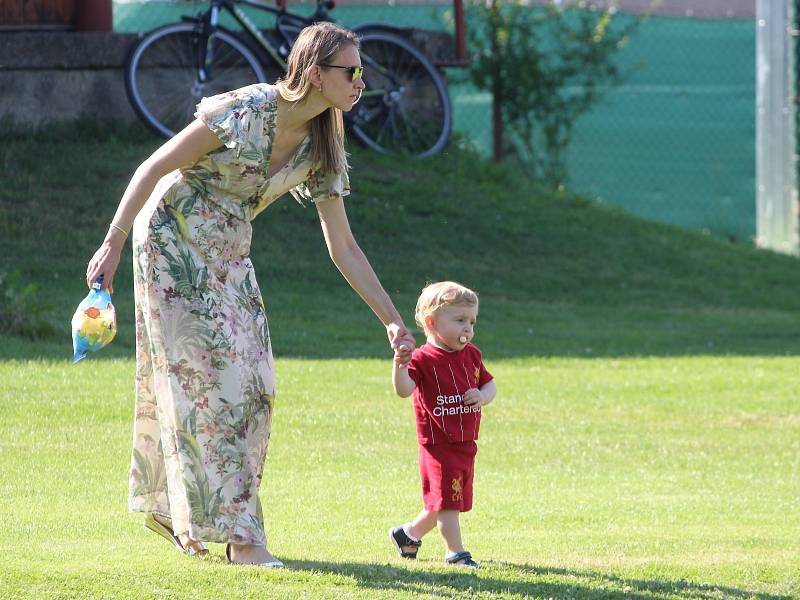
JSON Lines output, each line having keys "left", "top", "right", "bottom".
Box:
{"left": 425, "top": 315, "right": 435, "bottom": 332}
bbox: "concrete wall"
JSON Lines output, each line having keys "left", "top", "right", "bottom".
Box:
{"left": 0, "top": 28, "right": 454, "bottom": 129}
{"left": 0, "top": 32, "right": 140, "bottom": 128}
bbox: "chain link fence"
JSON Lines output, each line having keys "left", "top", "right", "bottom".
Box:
{"left": 114, "top": 1, "right": 756, "bottom": 241}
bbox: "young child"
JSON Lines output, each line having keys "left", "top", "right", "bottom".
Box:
{"left": 389, "top": 281, "right": 496, "bottom": 569}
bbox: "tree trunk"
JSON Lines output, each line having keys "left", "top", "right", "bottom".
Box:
{"left": 492, "top": 77, "right": 504, "bottom": 162}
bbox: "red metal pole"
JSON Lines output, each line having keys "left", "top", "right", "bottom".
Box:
{"left": 490, "top": 0, "right": 503, "bottom": 161}
{"left": 75, "top": 0, "right": 113, "bottom": 32}
{"left": 454, "top": 0, "right": 466, "bottom": 63}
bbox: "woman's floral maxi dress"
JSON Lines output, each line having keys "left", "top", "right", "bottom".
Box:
{"left": 128, "top": 84, "right": 349, "bottom": 546}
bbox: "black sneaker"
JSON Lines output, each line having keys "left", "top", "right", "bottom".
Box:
{"left": 446, "top": 550, "right": 480, "bottom": 569}
{"left": 389, "top": 526, "right": 422, "bottom": 559}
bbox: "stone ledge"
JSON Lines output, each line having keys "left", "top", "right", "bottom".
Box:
{"left": 0, "top": 29, "right": 457, "bottom": 69}
{"left": 0, "top": 69, "right": 139, "bottom": 124}
{"left": 0, "top": 29, "right": 456, "bottom": 128}
{"left": 0, "top": 32, "right": 139, "bottom": 70}
{"left": 0, "top": 32, "right": 140, "bottom": 127}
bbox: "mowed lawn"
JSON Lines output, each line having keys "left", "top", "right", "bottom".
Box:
{"left": 1, "top": 124, "right": 799, "bottom": 598}
{"left": 0, "top": 355, "right": 797, "bottom": 599}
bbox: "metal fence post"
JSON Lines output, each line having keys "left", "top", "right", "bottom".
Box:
{"left": 756, "top": 0, "right": 799, "bottom": 254}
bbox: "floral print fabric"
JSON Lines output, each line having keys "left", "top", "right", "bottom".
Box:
{"left": 128, "top": 84, "right": 348, "bottom": 545}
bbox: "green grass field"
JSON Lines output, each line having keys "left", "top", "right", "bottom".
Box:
{"left": 0, "top": 125, "right": 798, "bottom": 598}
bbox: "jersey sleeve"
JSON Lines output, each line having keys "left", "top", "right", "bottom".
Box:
{"left": 406, "top": 349, "right": 423, "bottom": 385}
{"left": 477, "top": 360, "right": 493, "bottom": 387}
{"left": 470, "top": 346, "right": 493, "bottom": 387}
{"left": 195, "top": 84, "right": 272, "bottom": 161}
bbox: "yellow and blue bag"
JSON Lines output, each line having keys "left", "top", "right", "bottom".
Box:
{"left": 71, "top": 275, "right": 117, "bottom": 363}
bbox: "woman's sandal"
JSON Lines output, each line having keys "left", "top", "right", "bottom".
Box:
{"left": 389, "top": 526, "right": 422, "bottom": 559}
{"left": 225, "top": 543, "right": 284, "bottom": 568}
{"left": 144, "top": 513, "right": 209, "bottom": 558}
{"left": 446, "top": 550, "right": 480, "bottom": 569}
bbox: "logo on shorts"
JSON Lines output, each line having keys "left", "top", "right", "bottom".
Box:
{"left": 451, "top": 477, "right": 463, "bottom": 502}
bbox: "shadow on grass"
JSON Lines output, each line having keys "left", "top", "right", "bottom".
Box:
{"left": 4, "top": 292, "right": 800, "bottom": 362}
{"left": 286, "top": 559, "right": 790, "bottom": 600}
{"left": 4, "top": 325, "right": 800, "bottom": 362}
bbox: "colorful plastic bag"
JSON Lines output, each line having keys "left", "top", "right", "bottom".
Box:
{"left": 71, "top": 275, "right": 117, "bottom": 363}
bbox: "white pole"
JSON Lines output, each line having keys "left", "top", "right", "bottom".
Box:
{"left": 756, "top": 0, "right": 799, "bottom": 254}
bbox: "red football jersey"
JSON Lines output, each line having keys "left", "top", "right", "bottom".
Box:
{"left": 406, "top": 343, "right": 493, "bottom": 445}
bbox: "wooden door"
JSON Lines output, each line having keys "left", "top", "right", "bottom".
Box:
{"left": 0, "top": 0, "right": 77, "bottom": 30}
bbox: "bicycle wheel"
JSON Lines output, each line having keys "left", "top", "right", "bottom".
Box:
{"left": 125, "top": 23, "right": 268, "bottom": 138}
{"left": 350, "top": 32, "right": 451, "bottom": 158}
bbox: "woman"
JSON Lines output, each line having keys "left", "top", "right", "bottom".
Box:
{"left": 86, "top": 23, "right": 415, "bottom": 566}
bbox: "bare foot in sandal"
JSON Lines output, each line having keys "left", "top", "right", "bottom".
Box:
{"left": 177, "top": 532, "right": 209, "bottom": 557}
{"left": 149, "top": 514, "right": 209, "bottom": 557}
{"left": 227, "top": 543, "right": 283, "bottom": 566}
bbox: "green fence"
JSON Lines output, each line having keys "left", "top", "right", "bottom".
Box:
{"left": 114, "top": 1, "right": 755, "bottom": 240}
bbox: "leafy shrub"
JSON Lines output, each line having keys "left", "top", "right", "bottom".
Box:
{"left": 467, "top": 0, "right": 652, "bottom": 188}
{"left": 0, "top": 271, "right": 57, "bottom": 339}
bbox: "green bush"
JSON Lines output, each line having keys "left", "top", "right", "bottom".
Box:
{"left": 0, "top": 271, "right": 57, "bottom": 339}
{"left": 467, "top": 0, "right": 650, "bottom": 188}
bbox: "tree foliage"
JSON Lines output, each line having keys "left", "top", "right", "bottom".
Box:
{"left": 467, "top": 0, "right": 651, "bottom": 188}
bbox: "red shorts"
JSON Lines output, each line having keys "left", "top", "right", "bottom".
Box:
{"left": 419, "top": 442, "right": 477, "bottom": 512}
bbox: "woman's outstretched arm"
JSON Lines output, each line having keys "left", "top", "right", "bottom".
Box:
{"left": 316, "top": 196, "right": 415, "bottom": 359}
{"left": 85, "top": 120, "right": 223, "bottom": 292}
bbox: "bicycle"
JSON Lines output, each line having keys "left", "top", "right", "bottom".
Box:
{"left": 125, "top": 0, "right": 452, "bottom": 158}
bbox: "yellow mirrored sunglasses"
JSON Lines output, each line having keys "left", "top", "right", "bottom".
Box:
{"left": 320, "top": 64, "right": 364, "bottom": 81}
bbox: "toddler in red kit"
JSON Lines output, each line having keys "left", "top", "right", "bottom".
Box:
{"left": 390, "top": 281, "right": 497, "bottom": 568}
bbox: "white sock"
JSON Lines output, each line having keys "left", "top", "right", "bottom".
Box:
{"left": 402, "top": 523, "right": 420, "bottom": 543}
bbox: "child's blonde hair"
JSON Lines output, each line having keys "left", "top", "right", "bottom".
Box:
{"left": 414, "top": 281, "right": 479, "bottom": 335}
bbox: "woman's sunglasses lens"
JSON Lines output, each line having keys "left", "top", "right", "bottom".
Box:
{"left": 351, "top": 67, "right": 364, "bottom": 81}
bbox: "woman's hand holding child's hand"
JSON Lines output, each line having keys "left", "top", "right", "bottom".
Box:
{"left": 387, "top": 322, "right": 414, "bottom": 368}
{"left": 394, "top": 344, "right": 413, "bottom": 368}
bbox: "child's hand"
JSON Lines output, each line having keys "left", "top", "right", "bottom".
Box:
{"left": 394, "top": 344, "right": 413, "bottom": 368}
{"left": 463, "top": 388, "right": 491, "bottom": 407}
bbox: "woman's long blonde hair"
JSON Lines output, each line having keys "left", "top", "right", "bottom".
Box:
{"left": 276, "top": 22, "right": 359, "bottom": 176}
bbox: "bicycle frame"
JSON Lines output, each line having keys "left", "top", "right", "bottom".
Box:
{"left": 195, "top": 0, "right": 388, "bottom": 98}
{"left": 125, "top": 0, "right": 452, "bottom": 154}
{"left": 194, "top": 0, "right": 288, "bottom": 79}
{"left": 197, "top": 0, "right": 337, "bottom": 76}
